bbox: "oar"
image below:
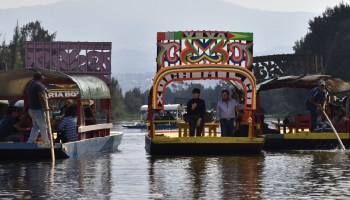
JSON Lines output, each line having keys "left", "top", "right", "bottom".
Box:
{"left": 45, "top": 96, "right": 55, "bottom": 161}
{"left": 321, "top": 110, "right": 346, "bottom": 150}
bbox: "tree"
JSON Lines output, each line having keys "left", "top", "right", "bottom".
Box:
{"left": 110, "top": 78, "right": 126, "bottom": 120}
{"left": 0, "top": 34, "right": 10, "bottom": 68}
{"left": 293, "top": 3, "right": 350, "bottom": 80}
{"left": 6, "top": 20, "right": 56, "bottom": 69}
{"left": 8, "top": 22, "right": 20, "bottom": 69}
{"left": 124, "top": 88, "right": 143, "bottom": 115}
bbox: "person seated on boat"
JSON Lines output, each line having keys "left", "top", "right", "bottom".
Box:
{"left": 84, "top": 103, "right": 96, "bottom": 125}
{"left": 322, "top": 103, "right": 347, "bottom": 133}
{"left": 0, "top": 106, "right": 21, "bottom": 142}
{"left": 216, "top": 89, "right": 243, "bottom": 137}
{"left": 0, "top": 101, "right": 9, "bottom": 121}
{"left": 153, "top": 110, "right": 161, "bottom": 120}
{"left": 59, "top": 99, "right": 74, "bottom": 118}
{"left": 306, "top": 80, "right": 328, "bottom": 132}
{"left": 17, "top": 108, "right": 32, "bottom": 129}
{"left": 187, "top": 88, "right": 206, "bottom": 137}
{"left": 165, "top": 111, "right": 175, "bottom": 120}
{"left": 57, "top": 105, "right": 78, "bottom": 143}
{"left": 141, "top": 111, "right": 148, "bottom": 121}
{"left": 258, "top": 112, "right": 280, "bottom": 134}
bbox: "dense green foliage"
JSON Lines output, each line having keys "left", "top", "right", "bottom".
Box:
{"left": 261, "top": 3, "right": 350, "bottom": 117}
{"left": 293, "top": 3, "right": 350, "bottom": 80}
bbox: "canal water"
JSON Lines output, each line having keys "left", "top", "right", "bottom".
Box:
{"left": 1, "top": 121, "right": 350, "bottom": 199}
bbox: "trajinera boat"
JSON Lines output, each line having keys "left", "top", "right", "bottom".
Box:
{"left": 122, "top": 104, "right": 185, "bottom": 129}
{"left": 256, "top": 74, "right": 350, "bottom": 150}
{"left": 0, "top": 68, "right": 123, "bottom": 159}
{"left": 145, "top": 30, "right": 264, "bottom": 155}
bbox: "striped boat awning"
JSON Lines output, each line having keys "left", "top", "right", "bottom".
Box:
{"left": 257, "top": 75, "right": 350, "bottom": 95}
{"left": 0, "top": 68, "right": 110, "bottom": 99}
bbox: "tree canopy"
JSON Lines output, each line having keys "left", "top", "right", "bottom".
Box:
{"left": 293, "top": 3, "right": 350, "bottom": 80}
{"left": 0, "top": 20, "right": 56, "bottom": 69}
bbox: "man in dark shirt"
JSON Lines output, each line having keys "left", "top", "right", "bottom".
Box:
{"left": 26, "top": 72, "right": 50, "bottom": 145}
{"left": 187, "top": 88, "right": 206, "bottom": 136}
{"left": 306, "top": 80, "right": 328, "bottom": 132}
{"left": 0, "top": 106, "right": 20, "bottom": 142}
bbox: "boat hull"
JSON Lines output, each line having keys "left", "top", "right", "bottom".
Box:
{"left": 0, "top": 143, "right": 69, "bottom": 159}
{"left": 0, "top": 132, "right": 123, "bottom": 160}
{"left": 145, "top": 135, "right": 264, "bottom": 155}
{"left": 264, "top": 132, "right": 350, "bottom": 150}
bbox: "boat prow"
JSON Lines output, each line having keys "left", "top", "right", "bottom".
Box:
{"left": 0, "top": 132, "right": 123, "bottom": 159}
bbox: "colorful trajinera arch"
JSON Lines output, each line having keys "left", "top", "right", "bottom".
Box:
{"left": 152, "top": 64, "right": 256, "bottom": 110}
{"left": 152, "top": 30, "right": 256, "bottom": 110}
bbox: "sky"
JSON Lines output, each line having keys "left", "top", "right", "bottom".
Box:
{"left": 225, "top": 0, "right": 345, "bottom": 13}
{"left": 0, "top": 0, "right": 345, "bottom": 12}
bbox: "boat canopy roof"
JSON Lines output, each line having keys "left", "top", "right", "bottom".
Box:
{"left": 257, "top": 74, "right": 350, "bottom": 95}
{"left": 141, "top": 104, "right": 185, "bottom": 111}
{"left": 0, "top": 68, "right": 110, "bottom": 99}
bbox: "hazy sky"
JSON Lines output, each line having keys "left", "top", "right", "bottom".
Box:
{"left": 225, "top": 0, "right": 345, "bottom": 13}
{"left": 0, "top": 0, "right": 347, "bottom": 74}
{"left": 0, "top": 0, "right": 345, "bottom": 12}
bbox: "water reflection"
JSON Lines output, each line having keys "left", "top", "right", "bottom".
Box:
{"left": 261, "top": 151, "right": 350, "bottom": 199}
{"left": 2, "top": 122, "right": 350, "bottom": 199}
{"left": 0, "top": 154, "right": 113, "bottom": 199}
{"left": 148, "top": 155, "right": 264, "bottom": 199}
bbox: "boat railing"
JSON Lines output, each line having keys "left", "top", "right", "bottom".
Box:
{"left": 149, "top": 120, "right": 254, "bottom": 138}
{"left": 78, "top": 123, "right": 113, "bottom": 140}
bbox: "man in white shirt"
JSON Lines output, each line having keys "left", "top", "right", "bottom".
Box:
{"left": 216, "top": 90, "right": 243, "bottom": 137}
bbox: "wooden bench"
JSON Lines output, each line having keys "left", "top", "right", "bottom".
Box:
{"left": 177, "top": 122, "right": 219, "bottom": 137}
{"left": 288, "top": 116, "right": 311, "bottom": 133}
{"left": 272, "top": 116, "right": 311, "bottom": 133}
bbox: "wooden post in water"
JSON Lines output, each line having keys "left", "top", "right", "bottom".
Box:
{"left": 321, "top": 110, "right": 346, "bottom": 150}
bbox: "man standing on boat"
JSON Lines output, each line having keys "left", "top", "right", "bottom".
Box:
{"left": 216, "top": 90, "right": 243, "bottom": 137}
{"left": 187, "top": 88, "right": 206, "bottom": 136}
{"left": 26, "top": 72, "right": 50, "bottom": 145}
{"left": 306, "top": 80, "right": 328, "bottom": 132}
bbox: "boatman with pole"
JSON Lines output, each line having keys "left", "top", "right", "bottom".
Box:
{"left": 306, "top": 80, "right": 328, "bottom": 132}
{"left": 26, "top": 72, "right": 51, "bottom": 146}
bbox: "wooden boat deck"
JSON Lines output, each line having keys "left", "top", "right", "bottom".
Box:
{"left": 264, "top": 132, "right": 350, "bottom": 150}
{"left": 146, "top": 125, "right": 264, "bottom": 155}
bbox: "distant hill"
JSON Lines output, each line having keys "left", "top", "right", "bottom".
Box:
{"left": 114, "top": 72, "right": 153, "bottom": 94}
{"left": 0, "top": 0, "right": 316, "bottom": 74}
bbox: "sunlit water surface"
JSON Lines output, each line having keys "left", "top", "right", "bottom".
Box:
{"left": 1, "top": 121, "right": 350, "bottom": 199}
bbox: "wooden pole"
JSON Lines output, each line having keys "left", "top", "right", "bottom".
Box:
{"left": 321, "top": 110, "right": 346, "bottom": 150}
{"left": 45, "top": 96, "right": 55, "bottom": 161}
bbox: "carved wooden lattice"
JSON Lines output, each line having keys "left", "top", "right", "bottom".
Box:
{"left": 153, "top": 31, "right": 257, "bottom": 110}
{"left": 25, "top": 42, "right": 112, "bottom": 84}
{"left": 252, "top": 54, "right": 323, "bottom": 83}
